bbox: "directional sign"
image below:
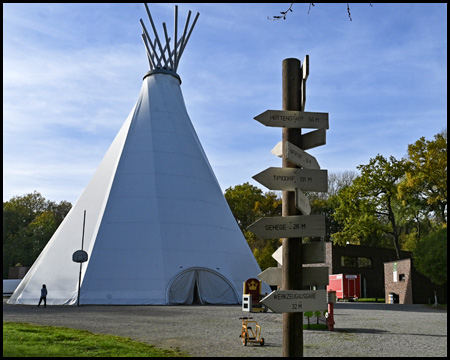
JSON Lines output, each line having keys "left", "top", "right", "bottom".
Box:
{"left": 271, "top": 141, "right": 320, "bottom": 170}
{"left": 301, "top": 55, "right": 309, "bottom": 110}
{"left": 254, "top": 110, "right": 329, "bottom": 129}
{"left": 260, "top": 290, "right": 327, "bottom": 313}
{"left": 248, "top": 215, "right": 325, "bottom": 239}
{"left": 301, "top": 128, "right": 327, "bottom": 150}
{"left": 295, "top": 188, "right": 311, "bottom": 215}
{"left": 258, "top": 267, "right": 282, "bottom": 286}
{"left": 257, "top": 267, "right": 329, "bottom": 287}
{"left": 272, "top": 242, "right": 326, "bottom": 266}
{"left": 253, "top": 167, "right": 328, "bottom": 192}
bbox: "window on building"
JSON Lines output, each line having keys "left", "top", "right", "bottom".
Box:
{"left": 357, "top": 257, "right": 372, "bottom": 268}
{"left": 341, "top": 256, "right": 372, "bottom": 268}
{"left": 341, "top": 256, "right": 357, "bottom": 267}
{"left": 399, "top": 274, "right": 406, "bottom": 281}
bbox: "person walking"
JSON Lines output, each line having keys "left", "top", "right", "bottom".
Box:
{"left": 38, "top": 284, "right": 47, "bottom": 308}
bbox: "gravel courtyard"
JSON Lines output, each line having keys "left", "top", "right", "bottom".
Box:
{"left": 3, "top": 299, "right": 447, "bottom": 357}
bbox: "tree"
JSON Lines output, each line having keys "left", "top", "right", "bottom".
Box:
{"left": 398, "top": 129, "right": 447, "bottom": 226}
{"left": 413, "top": 227, "right": 447, "bottom": 285}
{"left": 307, "top": 171, "right": 357, "bottom": 241}
{"left": 332, "top": 155, "right": 409, "bottom": 259}
{"left": 3, "top": 192, "right": 72, "bottom": 278}
{"left": 224, "top": 183, "right": 281, "bottom": 270}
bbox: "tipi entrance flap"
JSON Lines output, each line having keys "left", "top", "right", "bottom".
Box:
{"left": 168, "top": 268, "right": 239, "bottom": 305}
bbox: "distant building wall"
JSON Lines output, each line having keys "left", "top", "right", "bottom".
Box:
{"left": 304, "top": 242, "right": 411, "bottom": 299}
{"left": 384, "top": 259, "right": 413, "bottom": 304}
{"left": 8, "top": 266, "right": 30, "bottom": 279}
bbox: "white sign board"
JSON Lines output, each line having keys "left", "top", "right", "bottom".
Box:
{"left": 301, "top": 128, "right": 326, "bottom": 150}
{"left": 257, "top": 266, "right": 329, "bottom": 287}
{"left": 271, "top": 141, "right": 320, "bottom": 170}
{"left": 247, "top": 215, "right": 326, "bottom": 239}
{"left": 254, "top": 110, "right": 329, "bottom": 129}
{"left": 295, "top": 188, "right": 311, "bottom": 215}
{"left": 272, "top": 242, "right": 326, "bottom": 266}
{"left": 260, "top": 290, "right": 327, "bottom": 313}
{"left": 253, "top": 167, "right": 328, "bottom": 192}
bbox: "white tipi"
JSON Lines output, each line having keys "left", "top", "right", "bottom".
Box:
{"left": 9, "top": 4, "right": 268, "bottom": 305}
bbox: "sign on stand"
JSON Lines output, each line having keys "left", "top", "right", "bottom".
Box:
{"left": 260, "top": 290, "right": 327, "bottom": 313}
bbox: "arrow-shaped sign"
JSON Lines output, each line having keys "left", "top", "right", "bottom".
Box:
{"left": 254, "top": 110, "right": 329, "bottom": 129}
{"left": 253, "top": 167, "right": 328, "bottom": 192}
{"left": 272, "top": 242, "right": 326, "bottom": 266}
{"left": 301, "top": 128, "right": 326, "bottom": 150}
{"left": 295, "top": 188, "right": 311, "bottom": 215}
{"left": 271, "top": 141, "right": 320, "bottom": 170}
{"left": 247, "top": 215, "right": 325, "bottom": 239}
{"left": 260, "top": 290, "right": 327, "bottom": 313}
{"left": 257, "top": 267, "right": 329, "bottom": 287}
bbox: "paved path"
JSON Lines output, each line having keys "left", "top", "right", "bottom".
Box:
{"left": 3, "top": 299, "right": 447, "bottom": 357}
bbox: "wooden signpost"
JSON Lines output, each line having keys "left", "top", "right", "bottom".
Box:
{"left": 250, "top": 56, "right": 329, "bottom": 357}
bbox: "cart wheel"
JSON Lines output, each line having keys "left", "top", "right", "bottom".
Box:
{"left": 243, "top": 336, "right": 248, "bottom": 346}
{"left": 260, "top": 338, "right": 265, "bottom": 346}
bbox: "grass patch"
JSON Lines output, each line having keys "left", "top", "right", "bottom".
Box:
{"left": 3, "top": 322, "right": 189, "bottom": 357}
{"left": 303, "top": 324, "right": 328, "bottom": 330}
{"left": 352, "top": 298, "right": 385, "bottom": 302}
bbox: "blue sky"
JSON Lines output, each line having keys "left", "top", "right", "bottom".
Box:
{"left": 3, "top": 3, "right": 447, "bottom": 204}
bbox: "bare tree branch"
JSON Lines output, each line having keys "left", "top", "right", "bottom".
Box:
{"left": 268, "top": 3, "right": 373, "bottom": 22}
{"left": 267, "top": 3, "right": 294, "bottom": 21}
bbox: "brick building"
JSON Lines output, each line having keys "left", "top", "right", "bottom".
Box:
{"left": 384, "top": 258, "right": 446, "bottom": 304}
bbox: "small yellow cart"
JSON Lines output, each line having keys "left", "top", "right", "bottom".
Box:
{"left": 239, "top": 317, "right": 264, "bottom": 346}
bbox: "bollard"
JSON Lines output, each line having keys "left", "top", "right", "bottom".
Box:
{"left": 327, "top": 291, "right": 336, "bottom": 331}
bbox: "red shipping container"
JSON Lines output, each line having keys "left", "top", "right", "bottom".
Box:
{"left": 327, "top": 274, "right": 361, "bottom": 300}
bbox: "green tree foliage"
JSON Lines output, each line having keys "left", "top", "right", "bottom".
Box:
{"left": 398, "top": 130, "right": 447, "bottom": 226}
{"left": 307, "top": 171, "right": 357, "bottom": 242}
{"left": 413, "top": 227, "right": 447, "bottom": 285}
{"left": 224, "top": 183, "right": 281, "bottom": 270}
{"left": 333, "top": 155, "right": 409, "bottom": 259}
{"left": 3, "top": 191, "right": 72, "bottom": 278}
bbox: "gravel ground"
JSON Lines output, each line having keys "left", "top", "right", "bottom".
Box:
{"left": 3, "top": 298, "right": 447, "bottom": 357}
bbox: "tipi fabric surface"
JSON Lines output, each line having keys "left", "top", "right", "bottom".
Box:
{"left": 8, "top": 73, "right": 268, "bottom": 305}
